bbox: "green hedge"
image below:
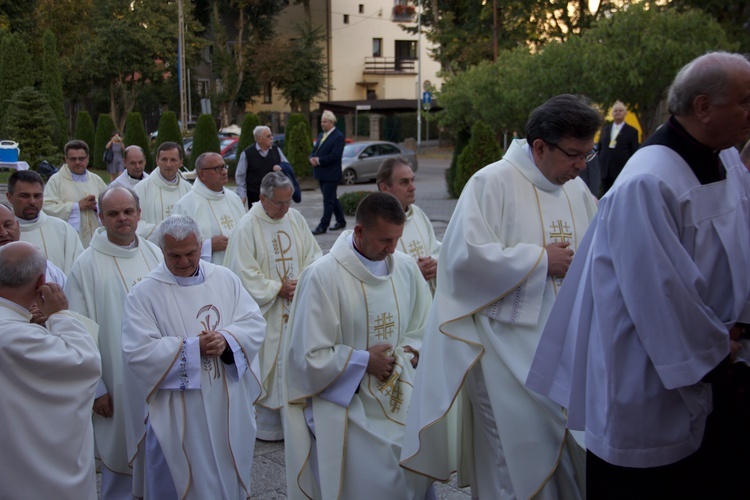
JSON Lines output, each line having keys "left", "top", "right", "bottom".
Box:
{"left": 339, "top": 190, "right": 372, "bottom": 216}
{"left": 454, "top": 121, "right": 502, "bottom": 196}
{"left": 93, "top": 114, "right": 117, "bottom": 170}
{"left": 190, "top": 114, "right": 220, "bottom": 169}
{"left": 123, "top": 112, "right": 152, "bottom": 169}
{"left": 73, "top": 111, "right": 95, "bottom": 168}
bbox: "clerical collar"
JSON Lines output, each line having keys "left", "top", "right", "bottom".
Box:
{"left": 350, "top": 234, "right": 389, "bottom": 277}
{"left": 158, "top": 170, "right": 179, "bottom": 184}
{"left": 168, "top": 263, "right": 205, "bottom": 286}
{"left": 18, "top": 216, "right": 39, "bottom": 225}
{"left": 70, "top": 170, "right": 88, "bottom": 182}
{"left": 129, "top": 173, "right": 144, "bottom": 180}
{"left": 113, "top": 238, "right": 138, "bottom": 249}
{"left": 643, "top": 116, "right": 725, "bottom": 185}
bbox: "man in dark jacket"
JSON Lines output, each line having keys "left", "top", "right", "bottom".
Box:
{"left": 309, "top": 110, "right": 346, "bottom": 235}
{"left": 598, "top": 101, "right": 639, "bottom": 194}
{"left": 236, "top": 126, "right": 290, "bottom": 205}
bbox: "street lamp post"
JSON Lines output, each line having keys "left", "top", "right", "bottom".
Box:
{"left": 416, "top": 0, "right": 422, "bottom": 149}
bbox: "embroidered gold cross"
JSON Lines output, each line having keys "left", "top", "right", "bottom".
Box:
{"left": 273, "top": 231, "right": 294, "bottom": 282}
{"left": 549, "top": 220, "right": 572, "bottom": 243}
{"left": 219, "top": 215, "right": 235, "bottom": 230}
{"left": 378, "top": 372, "right": 404, "bottom": 413}
{"left": 373, "top": 312, "right": 395, "bottom": 340}
{"left": 407, "top": 240, "right": 426, "bottom": 258}
{"left": 165, "top": 205, "right": 173, "bottom": 217}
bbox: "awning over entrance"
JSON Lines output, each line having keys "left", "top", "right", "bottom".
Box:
{"left": 315, "top": 99, "right": 440, "bottom": 115}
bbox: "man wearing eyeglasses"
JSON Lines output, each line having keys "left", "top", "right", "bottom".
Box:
{"left": 43, "top": 140, "right": 108, "bottom": 248}
{"left": 402, "top": 94, "right": 601, "bottom": 499}
{"left": 173, "top": 152, "right": 245, "bottom": 266}
{"left": 225, "top": 172, "right": 321, "bottom": 441}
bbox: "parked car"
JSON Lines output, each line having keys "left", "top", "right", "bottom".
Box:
{"left": 180, "top": 136, "right": 238, "bottom": 181}
{"left": 340, "top": 141, "right": 418, "bottom": 185}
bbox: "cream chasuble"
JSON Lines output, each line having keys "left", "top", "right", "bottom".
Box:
{"left": 172, "top": 179, "right": 246, "bottom": 266}
{"left": 133, "top": 168, "right": 192, "bottom": 239}
{"left": 43, "top": 164, "right": 107, "bottom": 248}
{"left": 122, "top": 262, "right": 265, "bottom": 499}
{"left": 401, "top": 139, "right": 596, "bottom": 499}
{"left": 19, "top": 211, "right": 84, "bottom": 274}
{"left": 225, "top": 203, "right": 321, "bottom": 410}
{"left": 65, "top": 228, "right": 163, "bottom": 475}
{"left": 399, "top": 204, "right": 441, "bottom": 293}
{"left": 0, "top": 302, "right": 101, "bottom": 500}
{"left": 284, "top": 232, "right": 432, "bottom": 500}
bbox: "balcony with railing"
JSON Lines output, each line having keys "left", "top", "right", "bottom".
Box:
{"left": 392, "top": 4, "right": 416, "bottom": 22}
{"left": 364, "top": 57, "right": 417, "bottom": 75}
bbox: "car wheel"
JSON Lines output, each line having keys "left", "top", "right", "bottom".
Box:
{"left": 343, "top": 168, "right": 357, "bottom": 185}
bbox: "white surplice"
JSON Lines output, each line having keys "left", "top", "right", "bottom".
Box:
{"left": 224, "top": 202, "right": 321, "bottom": 438}
{"left": 43, "top": 164, "right": 108, "bottom": 248}
{"left": 111, "top": 171, "right": 149, "bottom": 188}
{"left": 18, "top": 211, "right": 84, "bottom": 274}
{"left": 284, "top": 231, "right": 433, "bottom": 500}
{"left": 401, "top": 139, "right": 596, "bottom": 499}
{"left": 399, "top": 203, "right": 441, "bottom": 292}
{"left": 172, "top": 179, "right": 246, "bottom": 266}
{"left": 0, "top": 300, "right": 101, "bottom": 500}
{"left": 527, "top": 146, "right": 750, "bottom": 468}
{"left": 133, "top": 168, "right": 192, "bottom": 240}
{"left": 65, "top": 227, "right": 163, "bottom": 478}
{"left": 121, "top": 261, "right": 265, "bottom": 499}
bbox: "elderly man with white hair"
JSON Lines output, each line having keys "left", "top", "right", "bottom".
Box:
{"left": 235, "top": 125, "right": 290, "bottom": 205}
{"left": 225, "top": 172, "right": 322, "bottom": 441}
{"left": 111, "top": 145, "right": 149, "bottom": 188}
{"left": 121, "top": 214, "right": 266, "bottom": 499}
{"left": 310, "top": 110, "right": 347, "bottom": 235}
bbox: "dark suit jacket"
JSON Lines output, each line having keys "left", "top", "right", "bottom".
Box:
{"left": 598, "top": 122, "right": 639, "bottom": 181}
{"left": 310, "top": 128, "right": 344, "bottom": 182}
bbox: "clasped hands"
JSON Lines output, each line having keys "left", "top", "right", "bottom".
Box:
{"left": 367, "top": 344, "right": 419, "bottom": 381}
{"left": 200, "top": 330, "right": 227, "bottom": 357}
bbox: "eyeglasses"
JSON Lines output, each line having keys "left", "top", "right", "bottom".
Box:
{"left": 545, "top": 141, "right": 597, "bottom": 163}
{"left": 66, "top": 155, "right": 89, "bottom": 163}
{"left": 267, "top": 198, "right": 293, "bottom": 208}
{"left": 202, "top": 164, "right": 228, "bottom": 173}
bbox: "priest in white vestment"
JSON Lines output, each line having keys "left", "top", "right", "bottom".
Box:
{"left": 122, "top": 214, "right": 265, "bottom": 499}
{"left": 377, "top": 158, "right": 440, "bottom": 292}
{"left": 401, "top": 95, "right": 602, "bottom": 499}
{"left": 66, "top": 186, "right": 163, "bottom": 499}
{"left": 134, "top": 141, "right": 191, "bottom": 240}
{"left": 43, "top": 140, "right": 107, "bottom": 248}
{"left": 173, "top": 152, "right": 245, "bottom": 266}
{"left": 527, "top": 52, "right": 750, "bottom": 498}
{"left": 111, "top": 145, "right": 149, "bottom": 188}
{"left": 225, "top": 172, "right": 322, "bottom": 440}
{"left": 0, "top": 242, "right": 101, "bottom": 500}
{"left": 284, "top": 192, "right": 433, "bottom": 499}
{"left": 7, "top": 170, "right": 83, "bottom": 274}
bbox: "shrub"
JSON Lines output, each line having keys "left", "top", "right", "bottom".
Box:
{"left": 154, "top": 111, "right": 182, "bottom": 153}
{"left": 41, "top": 30, "right": 67, "bottom": 147}
{"left": 73, "top": 111, "right": 95, "bottom": 168}
{"left": 453, "top": 121, "right": 502, "bottom": 196}
{"left": 236, "top": 113, "right": 260, "bottom": 162}
{"left": 286, "top": 121, "right": 313, "bottom": 178}
{"left": 190, "top": 114, "right": 220, "bottom": 168}
{"left": 0, "top": 33, "right": 32, "bottom": 136}
{"left": 446, "top": 127, "right": 471, "bottom": 198}
{"left": 339, "top": 190, "right": 372, "bottom": 216}
{"left": 93, "top": 114, "right": 117, "bottom": 170}
{"left": 4, "top": 87, "right": 62, "bottom": 167}
{"left": 123, "top": 112, "right": 152, "bottom": 170}
{"left": 285, "top": 113, "right": 306, "bottom": 135}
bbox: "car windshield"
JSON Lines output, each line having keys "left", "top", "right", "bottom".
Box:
{"left": 343, "top": 144, "right": 366, "bottom": 158}
{"left": 220, "top": 138, "right": 236, "bottom": 148}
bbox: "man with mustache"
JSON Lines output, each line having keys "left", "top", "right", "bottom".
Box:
{"left": 65, "top": 186, "right": 163, "bottom": 499}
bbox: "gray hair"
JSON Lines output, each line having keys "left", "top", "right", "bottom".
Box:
{"left": 260, "top": 171, "right": 293, "bottom": 198}
{"left": 668, "top": 52, "right": 750, "bottom": 116}
{"left": 0, "top": 244, "right": 46, "bottom": 288}
{"left": 155, "top": 214, "right": 203, "bottom": 249}
{"left": 253, "top": 125, "right": 271, "bottom": 140}
{"left": 98, "top": 185, "right": 141, "bottom": 212}
{"left": 194, "top": 152, "right": 221, "bottom": 171}
{"left": 376, "top": 157, "right": 413, "bottom": 187}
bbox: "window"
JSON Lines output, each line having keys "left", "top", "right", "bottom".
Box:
{"left": 372, "top": 38, "right": 382, "bottom": 57}
{"left": 201, "top": 46, "right": 212, "bottom": 63}
{"left": 343, "top": 14, "right": 349, "bottom": 24}
{"left": 215, "top": 79, "right": 224, "bottom": 94}
{"left": 395, "top": 40, "right": 418, "bottom": 60}
{"left": 263, "top": 83, "right": 273, "bottom": 104}
{"left": 197, "top": 79, "right": 211, "bottom": 97}
{"left": 379, "top": 144, "right": 400, "bottom": 155}
{"left": 359, "top": 4, "right": 364, "bottom": 13}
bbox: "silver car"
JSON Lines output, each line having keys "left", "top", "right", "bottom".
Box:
{"left": 340, "top": 141, "right": 418, "bottom": 185}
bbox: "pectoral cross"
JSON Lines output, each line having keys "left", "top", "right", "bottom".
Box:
{"left": 219, "top": 215, "right": 235, "bottom": 230}
{"left": 549, "top": 220, "right": 572, "bottom": 243}
{"left": 407, "top": 240, "right": 426, "bottom": 258}
{"left": 273, "top": 231, "right": 294, "bottom": 282}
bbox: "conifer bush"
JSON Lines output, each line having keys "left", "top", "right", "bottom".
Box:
{"left": 94, "top": 114, "right": 117, "bottom": 170}
{"left": 453, "top": 121, "right": 502, "bottom": 196}
{"left": 73, "top": 111, "right": 95, "bottom": 168}
{"left": 4, "top": 87, "right": 62, "bottom": 167}
{"left": 190, "top": 114, "right": 220, "bottom": 169}
{"left": 286, "top": 121, "right": 313, "bottom": 178}
{"left": 154, "top": 111, "right": 182, "bottom": 154}
{"left": 123, "top": 112, "right": 152, "bottom": 170}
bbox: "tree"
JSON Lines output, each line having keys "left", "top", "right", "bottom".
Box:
{"left": 123, "top": 112, "right": 152, "bottom": 169}
{"left": 0, "top": 32, "right": 33, "bottom": 134}
{"left": 237, "top": 113, "right": 261, "bottom": 161}
{"left": 73, "top": 110, "right": 96, "bottom": 168}
{"left": 189, "top": 113, "right": 220, "bottom": 168}
{"left": 285, "top": 113, "right": 306, "bottom": 136}
{"left": 286, "top": 121, "right": 313, "bottom": 179}
{"left": 268, "top": 23, "right": 327, "bottom": 116}
{"left": 154, "top": 111, "right": 183, "bottom": 151}
{"left": 454, "top": 121, "right": 501, "bottom": 196}
{"left": 4, "top": 86, "right": 62, "bottom": 167}
{"left": 41, "top": 30, "right": 67, "bottom": 146}
{"left": 209, "top": 0, "right": 283, "bottom": 127}
{"left": 94, "top": 113, "right": 117, "bottom": 170}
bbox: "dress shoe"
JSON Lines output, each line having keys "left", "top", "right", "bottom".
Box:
{"left": 312, "top": 226, "right": 327, "bottom": 235}
{"left": 329, "top": 222, "right": 346, "bottom": 231}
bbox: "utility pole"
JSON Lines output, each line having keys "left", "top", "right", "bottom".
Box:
{"left": 417, "top": 0, "right": 422, "bottom": 148}
{"left": 177, "top": 0, "right": 188, "bottom": 133}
